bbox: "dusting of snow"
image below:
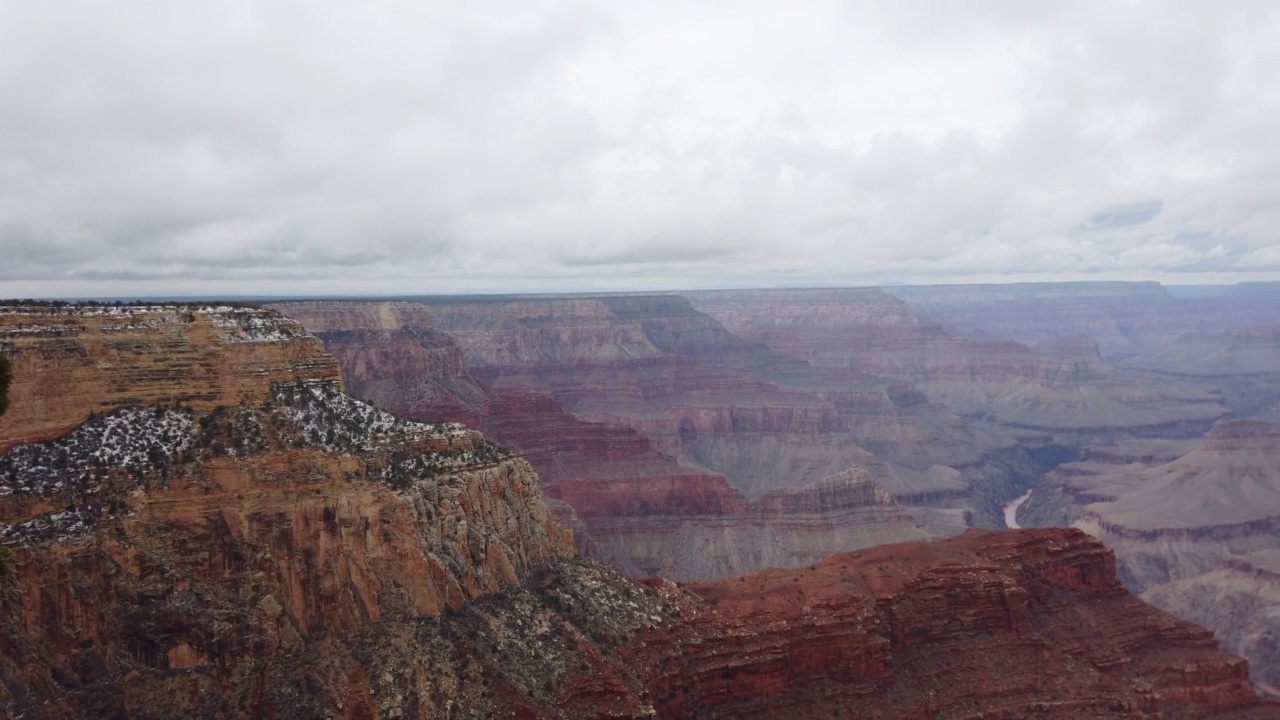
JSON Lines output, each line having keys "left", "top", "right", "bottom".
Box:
{"left": 0, "top": 407, "right": 195, "bottom": 497}
{"left": 272, "top": 380, "right": 472, "bottom": 453}
{"left": 3, "top": 509, "right": 98, "bottom": 544}
{"left": 0, "top": 377, "right": 509, "bottom": 545}
{"left": 0, "top": 303, "right": 308, "bottom": 344}
{"left": 0, "top": 325, "right": 83, "bottom": 338}
{"left": 207, "top": 307, "right": 303, "bottom": 343}
{"left": 271, "top": 381, "right": 509, "bottom": 487}
{"left": 0, "top": 407, "right": 195, "bottom": 544}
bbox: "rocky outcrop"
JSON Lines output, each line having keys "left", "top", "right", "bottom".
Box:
{"left": 279, "top": 301, "right": 933, "bottom": 580}
{"left": 1082, "top": 420, "right": 1280, "bottom": 533}
{"left": 17, "top": 528, "right": 1272, "bottom": 718}
{"left": 1144, "top": 552, "right": 1280, "bottom": 694}
{"left": 628, "top": 528, "right": 1273, "bottom": 718}
{"left": 585, "top": 469, "right": 928, "bottom": 580}
{"left": 268, "top": 301, "right": 489, "bottom": 424}
{"left": 0, "top": 304, "right": 340, "bottom": 454}
{"left": 1019, "top": 420, "right": 1280, "bottom": 693}
{"left": 0, "top": 305, "right": 574, "bottom": 717}
{"left": 1, "top": 304, "right": 1274, "bottom": 718}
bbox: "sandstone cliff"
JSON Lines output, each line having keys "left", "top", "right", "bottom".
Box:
{"left": 13, "top": 526, "right": 1272, "bottom": 718}
{"left": 0, "top": 305, "right": 574, "bottom": 717}
{"left": 1020, "top": 420, "right": 1280, "bottom": 695}
{"left": 277, "top": 301, "right": 930, "bottom": 581}
{"left": 0, "top": 304, "right": 1274, "bottom": 718}
{"left": 0, "top": 304, "right": 340, "bottom": 454}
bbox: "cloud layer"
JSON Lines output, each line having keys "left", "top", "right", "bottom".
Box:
{"left": 2, "top": 0, "right": 1278, "bottom": 296}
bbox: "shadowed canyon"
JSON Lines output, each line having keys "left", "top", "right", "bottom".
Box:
{"left": 1, "top": 285, "right": 1279, "bottom": 717}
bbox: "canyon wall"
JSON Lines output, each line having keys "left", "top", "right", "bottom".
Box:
{"left": 0, "top": 305, "right": 574, "bottom": 716}
{"left": 0, "top": 304, "right": 340, "bottom": 453}
{"left": 1, "top": 303, "right": 1274, "bottom": 718}
{"left": 1018, "top": 419, "right": 1280, "bottom": 692}
{"left": 277, "top": 301, "right": 930, "bottom": 580}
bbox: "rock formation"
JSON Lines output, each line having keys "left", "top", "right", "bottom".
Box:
{"left": 687, "top": 287, "right": 1227, "bottom": 434}
{"left": 0, "top": 304, "right": 340, "bottom": 454}
{"left": 1, "top": 303, "right": 1275, "bottom": 718}
{"left": 0, "top": 304, "right": 573, "bottom": 716}
{"left": 1020, "top": 419, "right": 1280, "bottom": 693}
{"left": 275, "top": 301, "right": 930, "bottom": 580}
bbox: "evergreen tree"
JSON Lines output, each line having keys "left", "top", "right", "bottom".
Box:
{"left": 0, "top": 355, "right": 10, "bottom": 417}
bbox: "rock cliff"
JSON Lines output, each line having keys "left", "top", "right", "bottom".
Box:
{"left": 15, "top": 525, "right": 1272, "bottom": 718}
{"left": 0, "top": 304, "right": 340, "bottom": 454}
{"left": 0, "top": 304, "right": 1274, "bottom": 718}
{"left": 277, "top": 301, "right": 930, "bottom": 580}
{"left": 0, "top": 304, "right": 574, "bottom": 717}
{"left": 1020, "top": 419, "right": 1280, "bottom": 693}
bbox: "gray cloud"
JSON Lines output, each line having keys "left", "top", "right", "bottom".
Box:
{"left": 1, "top": 0, "right": 1278, "bottom": 297}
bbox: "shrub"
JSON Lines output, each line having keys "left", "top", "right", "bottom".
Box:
{"left": 0, "top": 354, "right": 11, "bottom": 418}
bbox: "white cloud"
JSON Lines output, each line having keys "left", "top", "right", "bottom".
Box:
{"left": 1, "top": 0, "right": 1279, "bottom": 296}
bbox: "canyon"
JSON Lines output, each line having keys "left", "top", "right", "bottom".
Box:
{"left": 1023, "top": 419, "right": 1280, "bottom": 692}
{"left": 276, "top": 285, "right": 1242, "bottom": 578}
{"left": 276, "top": 281, "right": 1280, "bottom": 692}
{"left": 2, "top": 301, "right": 1277, "bottom": 717}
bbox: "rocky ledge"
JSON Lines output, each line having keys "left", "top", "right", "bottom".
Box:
{"left": 9, "top": 528, "right": 1272, "bottom": 718}
{"left": 0, "top": 303, "right": 341, "bottom": 453}
{"left": 0, "top": 303, "right": 1274, "bottom": 718}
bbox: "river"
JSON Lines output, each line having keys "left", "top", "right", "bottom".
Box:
{"left": 1003, "top": 490, "right": 1032, "bottom": 529}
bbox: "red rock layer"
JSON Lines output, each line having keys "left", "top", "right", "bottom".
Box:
{"left": 0, "top": 305, "right": 339, "bottom": 453}
{"left": 270, "top": 301, "right": 489, "bottom": 425}
{"left": 623, "top": 528, "right": 1273, "bottom": 718}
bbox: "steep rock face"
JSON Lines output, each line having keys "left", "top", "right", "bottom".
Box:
{"left": 0, "top": 305, "right": 574, "bottom": 717}
{"left": 688, "top": 288, "right": 1227, "bottom": 433}
{"left": 0, "top": 305, "right": 340, "bottom": 453}
{"left": 425, "top": 298, "right": 669, "bottom": 366}
{"left": 585, "top": 469, "right": 928, "bottom": 580}
{"left": 1144, "top": 552, "right": 1280, "bottom": 694}
{"left": 281, "top": 300, "right": 931, "bottom": 581}
{"left": 1085, "top": 420, "right": 1280, "bottom": 533}
{"left": 629, "top": 529, "right": 1271, "bottom": 718}
{"left": 269, "top": 302, "right": 489, "bottom": 424}
{"left": 27, "top": 528, "right": 1273, "bottom": 719}
{"left": 1020, "top": 420, "right": 1280, "bottom": 692}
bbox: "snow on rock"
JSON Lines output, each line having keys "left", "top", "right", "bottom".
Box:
{"left": 0, "top": 407, "right": 195, "bottom": 498}
{"left": 0, "top": 406, "right": 196, "bottom": 543}
{"left": 270, "top": 380, "right": 511, "bottom": 487}
{"left": 207, "top": 306, "right": 305, "bottom": 343}
{"left": 272, "top": 380, "right": 473, "bottom": 453}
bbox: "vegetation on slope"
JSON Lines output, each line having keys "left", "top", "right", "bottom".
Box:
{"left": 0, "top": 354, "right": 9, "bottom": 418}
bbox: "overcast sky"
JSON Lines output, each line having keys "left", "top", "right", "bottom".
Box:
{"left": 2, "top": 1, "right": 1279, "bottom": 297}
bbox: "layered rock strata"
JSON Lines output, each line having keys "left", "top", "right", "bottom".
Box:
{"left": 10, "top": 526, "right": 1275, "bottom": 718}
{"left": 1022, "top": 420, "right": 1280, "bottom": 692}
{"left": 0, "top": 305, "right": 574, "bottom": 716}
{"left": 0, "top": 304, "right": 340, "bottom": 453}
{"left": 0, "top": 305, "right": 1274, "bottom": 718}
{"left": 277, "top": 301, "right": 930, "bottom": 580}
{"left": 687, "top": 288, "right": 1227, "bottom": 434}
